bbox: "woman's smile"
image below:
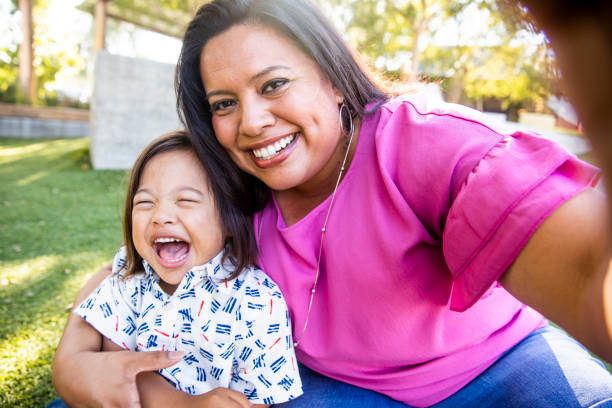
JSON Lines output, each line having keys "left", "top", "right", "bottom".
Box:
{"left": 200, "top": 23, "right": 346, "bottom": 195}
{"left": 250, "top": 132, "right": 299, "bottom": 167}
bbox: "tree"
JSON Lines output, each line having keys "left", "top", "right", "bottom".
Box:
{"left": 1, "top": 0, "right": 88, "bottom": 106}
{"left": 17, "top": 0, "right": 36, "bottom": 104}
{"left": 321, "top": 0, "right": 556, "bottom": 115}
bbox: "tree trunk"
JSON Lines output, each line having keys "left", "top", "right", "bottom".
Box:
{"left": 18, "top": 0, "right": 36, "bottom": 104}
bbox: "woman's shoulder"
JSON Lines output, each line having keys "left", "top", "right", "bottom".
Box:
{"left": 369, "top": 91, "right": 510, "bottom": 136}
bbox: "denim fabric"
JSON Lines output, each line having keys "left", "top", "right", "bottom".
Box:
{"left": 275, "top": 325, "right": 612, "bottom": 408}
{"left": 48, "top": 325, "right": 612, "bottom": 408}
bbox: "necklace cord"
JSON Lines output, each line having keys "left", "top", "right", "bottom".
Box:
{"left": 293, "top": 103, "right": 355, "bottom": 347}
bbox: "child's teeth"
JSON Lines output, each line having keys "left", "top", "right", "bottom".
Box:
{"left": 155, "top": 237, "right": 180, "bottom": 243}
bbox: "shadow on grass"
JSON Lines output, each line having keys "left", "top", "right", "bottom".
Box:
{"left": 0, "top": 137, "right": 128, "bottom": 263}
{"left": 0, "top": 137, "right": 129, "bottom": 407}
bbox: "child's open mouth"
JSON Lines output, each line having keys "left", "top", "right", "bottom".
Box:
{"left": 153, "top": 237, "right": 190, "bottom": 266}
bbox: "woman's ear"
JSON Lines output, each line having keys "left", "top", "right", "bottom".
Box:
{"left": 334, "top": 87, "right": 344, "bottom": 105}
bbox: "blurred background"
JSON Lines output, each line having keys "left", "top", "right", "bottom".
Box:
{"left": 0, "top": 0, "right": 594, "bottom": 406}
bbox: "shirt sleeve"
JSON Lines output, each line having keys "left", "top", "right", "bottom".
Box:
{"left": 229, "top": 273, "right": 303, "bottom": 404}
{"left": 443, "top": 130, "right": 599, "bottom": 311}
{"left": 73, "top": 247, "right": 141, "bottom": 350}
{"left": 376, "top": 96, "right": 599, "bottom": 312}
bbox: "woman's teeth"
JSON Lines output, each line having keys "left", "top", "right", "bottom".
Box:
{"left": 253, "top": 134, "right": 295, "bottom": 160}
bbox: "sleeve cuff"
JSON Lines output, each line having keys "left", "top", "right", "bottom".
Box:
{"left": 443, "top": 132, "right": 599, "bottom": 311}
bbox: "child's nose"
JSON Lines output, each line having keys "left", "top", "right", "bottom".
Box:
{"left": 151, "top": 203, "right": 176, "bottom": 225}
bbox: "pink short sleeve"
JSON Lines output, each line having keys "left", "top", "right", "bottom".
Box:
{"left": 443, "top": 131, "right": 599, "bottom": 311}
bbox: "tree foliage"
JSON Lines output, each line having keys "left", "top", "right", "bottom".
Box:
{"left": 1, "top": 0, "right": 88, "bottom": 106}
{"left": 322, "top": 0, "right": 556, "bottom": 112}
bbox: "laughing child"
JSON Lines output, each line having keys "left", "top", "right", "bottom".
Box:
{"left": 74, "top": 131, "right": 302, "bottom": 406}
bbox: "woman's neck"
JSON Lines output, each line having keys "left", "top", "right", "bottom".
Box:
{"left": 274, "top": 118, "right": 361, "bottom": 226}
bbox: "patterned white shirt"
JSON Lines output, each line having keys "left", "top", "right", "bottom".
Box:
{"left": 75, "top": 247, "right": 302, "bottom": 404}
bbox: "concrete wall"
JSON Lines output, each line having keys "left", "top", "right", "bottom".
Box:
{"left": 0, "top": 103, "right": 89, "bottom": 138}
{"left": 0, "top": 116, "right": 88, "bottom": 138}
{"left": 90, "top": 51, "right": 182, "bottom": 170}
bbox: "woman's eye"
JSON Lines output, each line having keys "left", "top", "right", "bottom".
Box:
{"left": 261, "top": 78, "right": 289, "bottom": 94}
{"left": 210, "top": 99, "right": 236, "bottom": 114}
{"left": 134, "top": 200, "right": 153, "bottom": 207}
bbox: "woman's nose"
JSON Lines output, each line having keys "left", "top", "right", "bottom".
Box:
{"left": 239, "top": 98, "right": 275, "bottom": 137}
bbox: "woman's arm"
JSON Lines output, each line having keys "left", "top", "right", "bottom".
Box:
{"left": 501, "top": 187, "right": 612, "bottom": 362}
{"left": 52, "top": 266, "right": 185, "bottom": 408}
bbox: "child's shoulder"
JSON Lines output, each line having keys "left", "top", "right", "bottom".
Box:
{"left": 219, "top": 265, "right": 286, "bottom": 304}
{"left": 239, "top": 265, "right": 281, "bottom": 290}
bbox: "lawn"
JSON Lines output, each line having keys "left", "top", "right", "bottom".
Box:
{"left": 0, "top": 137, "right": 610, "bottom": 407}
{"left": 0, "top": 137, "right": 127, "bottom": 407}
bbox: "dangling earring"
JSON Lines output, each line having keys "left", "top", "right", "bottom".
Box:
{"left": 339, "top": 101, "right": 355, "bottom": 141}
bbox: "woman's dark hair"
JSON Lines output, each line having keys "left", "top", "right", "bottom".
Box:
{"left": 122, "top": 130, "right": 257, "bottom": 281}
{"left": 175, "top": 0, "right": 387, "bottom": 214}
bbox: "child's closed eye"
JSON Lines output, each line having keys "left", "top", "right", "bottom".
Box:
{"left": 133, "top": 200, "right": 154, "bottom": 207}
{"left": 177, "top": 198, "right": 200, "bottom": 204}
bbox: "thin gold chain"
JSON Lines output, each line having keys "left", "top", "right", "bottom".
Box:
{"left": 292, "top": 108, "right": 355, "bottom": 348}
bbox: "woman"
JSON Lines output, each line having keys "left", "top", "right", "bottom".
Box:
{"left": 53, "top": 0, "right": 612, "bottom": 407}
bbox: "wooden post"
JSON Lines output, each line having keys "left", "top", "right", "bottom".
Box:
{"left": 94, "top": 0, "right": 108, "bottom": 52}
{"left": 18, "top": 0, "right": 36, "bottom": 104}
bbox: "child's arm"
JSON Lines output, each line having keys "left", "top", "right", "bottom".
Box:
{"left": 101, "top": 337, "right": 257, "bottom": 407}
{"left": 137, "top": 377, "right": 258, "bottom": 408}
{"left": 53, "top": 265, "right": 184, "bottom": 407}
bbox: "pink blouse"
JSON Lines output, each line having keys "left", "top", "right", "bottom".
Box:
{"left": 254, "top": 94, "right": 599, "bottom": 406}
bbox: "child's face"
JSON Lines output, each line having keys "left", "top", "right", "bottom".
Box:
{"left": 132, "top": 149, "right": 223, "bottom": 294}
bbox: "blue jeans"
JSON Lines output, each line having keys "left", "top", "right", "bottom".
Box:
{"left": 48, "top": 326, "right": 612, "bottom": 408}
{"left": 275, "top": 325, "right": 612, "bottom": 408}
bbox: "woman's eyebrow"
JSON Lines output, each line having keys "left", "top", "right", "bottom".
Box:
{"left": 205, "top": 65, "right": 290, "bottom": 99}
{"left": 250, "top": 65, "right": 290, "bottom": 82}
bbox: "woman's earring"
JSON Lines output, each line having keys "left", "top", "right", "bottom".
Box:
{"left": 339, "top": 102, "right": 354, "bottom": 139}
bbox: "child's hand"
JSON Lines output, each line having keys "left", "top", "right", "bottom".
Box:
{"left": 190, "top": 387, "right": 257, "bottom": 408}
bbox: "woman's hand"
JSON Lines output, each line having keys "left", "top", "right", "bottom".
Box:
{"left": 52, "top": 266, "right": 184, "bottom": 408}
{"left": 60, "top": 349, "right": 184, "bottom": 408}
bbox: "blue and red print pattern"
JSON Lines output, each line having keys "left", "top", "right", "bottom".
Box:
{"left": 75, "top": 247, "right": 302, "bottom": 404}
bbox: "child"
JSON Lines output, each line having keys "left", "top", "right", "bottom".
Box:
{"left": 74, "top": 131, "right": 302, "bottom": 405}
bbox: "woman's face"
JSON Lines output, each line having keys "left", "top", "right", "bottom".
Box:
{"left": 200, "top": 23, "right": 345, "bottom": 195}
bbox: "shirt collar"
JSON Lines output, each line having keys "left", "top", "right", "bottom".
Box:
{"left": 141, "top": 250, "right": 236, "bottom": 293}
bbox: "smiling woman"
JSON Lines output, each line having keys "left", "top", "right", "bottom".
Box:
{"left": 201, "top": 24, "right": 346, "bottom": 199}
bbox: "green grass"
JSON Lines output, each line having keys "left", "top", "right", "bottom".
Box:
{"left": 0, "top": 137, "right": 609, "bottom": 407}
{"left": 0, "top": 137, "right": 128, "bottom": 407}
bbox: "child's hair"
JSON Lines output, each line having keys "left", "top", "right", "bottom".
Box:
{"left": 122, "top": 130, "right": 258, "bottom": 281}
